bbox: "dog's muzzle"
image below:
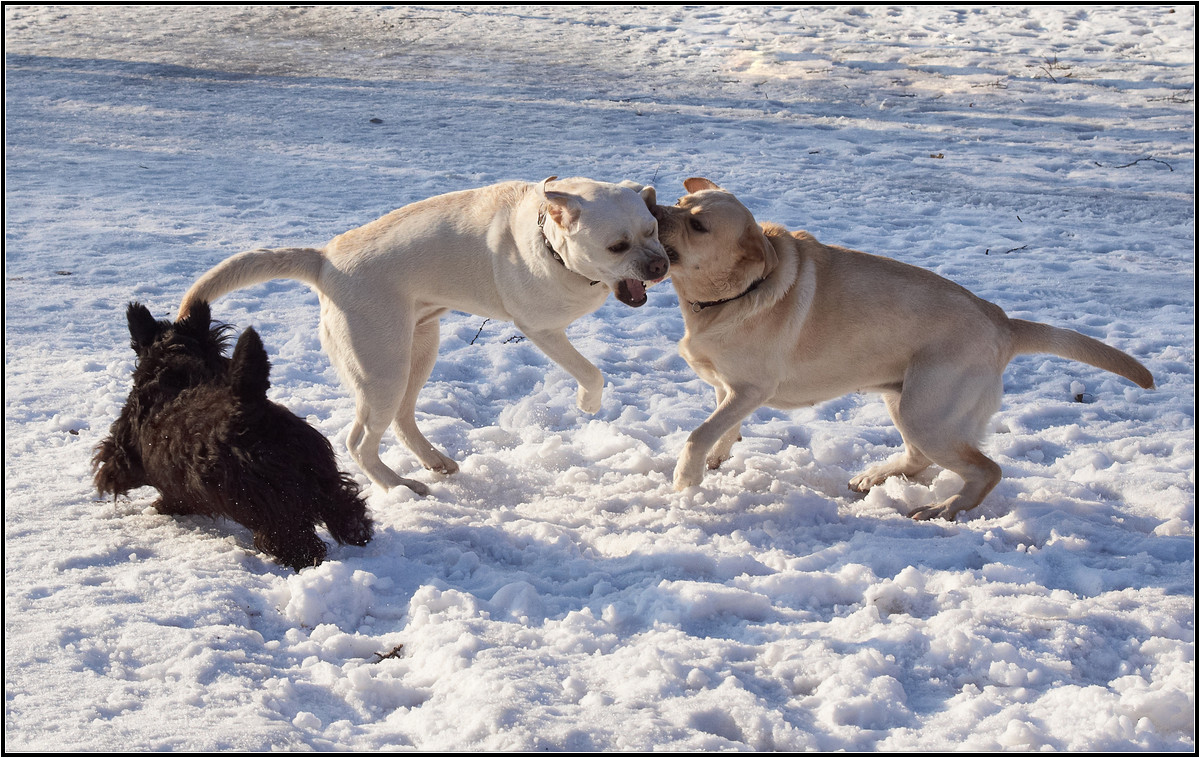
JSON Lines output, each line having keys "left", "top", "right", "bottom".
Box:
{"left": 615, "top": 253, "right": 670, "bottom": 308}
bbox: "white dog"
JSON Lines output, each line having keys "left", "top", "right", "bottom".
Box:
{"left": 654, "top": 178, "right": 1154, "bottom": 521}
{"left": 179, "top": 177, "right": 669, "bottom": 495}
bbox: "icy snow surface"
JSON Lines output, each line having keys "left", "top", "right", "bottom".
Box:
{"left": 4, "top": 5, "right": 1195, "bottom": 752}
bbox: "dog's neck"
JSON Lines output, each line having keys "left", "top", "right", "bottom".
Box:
{"left": 688, "top": 276, "right": 768, "bottom": 313}
{"left": 537, "top": 208, "right": 600, "bottom": 287}
{"left": 684, "top": 228, "right": 796, "bottom": 316}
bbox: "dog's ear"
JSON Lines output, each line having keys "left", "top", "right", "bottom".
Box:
{"left": 617, "top": 180, "right": 658, "bottom": 212}
{"left": 230, "top": 327, "right": 271, "bottom": 399}
{"left": 684, "top": 177, "right": 722, "bottom": 194}
{"left": 738, "top": 223, "right": 779, "bottom": 276}
{"left": 178, "top": 300, "right": 212, "bottom": 334}
{"left": 540, "top": 176, "right": 582, "bottom": 232}
{"left": 638, "top": 184, "right": 657, "bottom": 211}
{"left": 126, "top": 302, "right": 163, "bottom": 352}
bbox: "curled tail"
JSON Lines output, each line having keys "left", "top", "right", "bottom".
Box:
{"left": 178, "top": 247, "right": 326, "bottom": 319}
{"left": 1009, "top": 319, "right": 1154, "bottom": 389}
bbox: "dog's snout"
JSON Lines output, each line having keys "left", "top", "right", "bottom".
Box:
{"left": 646, "top": 256, "right": 668, "bottom": 280}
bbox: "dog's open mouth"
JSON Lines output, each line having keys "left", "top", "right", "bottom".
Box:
{"left": 615, "top": 257, "right": 671, "bottom": 307}
{"left": 616, "top": 278, "right": 649, "bottom": 307}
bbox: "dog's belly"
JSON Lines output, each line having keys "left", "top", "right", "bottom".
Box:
{"left": 689, "top": 341, "right": 906, "bottom": 410}
{"left": 767, "top": 376, "right": 902, "bottom": 410}
{"left": 772, "top": 350, "right": 908, "bottom": 406}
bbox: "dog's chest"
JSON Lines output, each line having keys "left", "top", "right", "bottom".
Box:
{"left": 678, "top": 330, "right": 732, "bottom": 387}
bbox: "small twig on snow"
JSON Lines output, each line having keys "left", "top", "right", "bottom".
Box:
{"left": 469, "top": 319, "right": 491, "bottom": 345}
{"left": 1094, "top": 157, "right": 1174, "bottom": 172}
{"left": 985, "top": 244, "right": 1029, "bottom": 255}
{"left": 372, "top": 645, "right": 405, "bottom": 662}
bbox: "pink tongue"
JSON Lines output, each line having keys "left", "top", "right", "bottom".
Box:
{"left": 624, "top": 279, "right": 645, "bottom": 301}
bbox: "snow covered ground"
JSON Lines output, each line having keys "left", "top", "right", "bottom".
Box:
{"left": 4, "top": 5, "right": 1195, "bottom": 752}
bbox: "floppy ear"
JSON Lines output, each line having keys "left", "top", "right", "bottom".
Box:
{"left": 540, "top": 176, "right": 581, "bottom": 231}
{"left": 684, "top": 177, "right": 722, "bottom": 194}
{"left": 126, "top": 302, "right": 163, "bottom": 353}
{"left": 738, "top": 223, "right": 779, "bottom": 275}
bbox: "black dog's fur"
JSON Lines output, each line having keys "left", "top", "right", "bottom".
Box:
{"left": 93, "top": 301, "right": 373, "bottom": 571}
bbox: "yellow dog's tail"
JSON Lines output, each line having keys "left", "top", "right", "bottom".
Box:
{"left": 1009, "top": 318, "right": 1154, "bottom": 389}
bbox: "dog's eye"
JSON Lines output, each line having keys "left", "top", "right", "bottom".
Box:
{"left": 608, "top": 241, "right": 631, "bottom": 254}
{"left": 689, "top": 218, "right": 707, "bottom": 233}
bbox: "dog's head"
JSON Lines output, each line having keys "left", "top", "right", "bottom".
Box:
{"left": 538, "top": 177, "right": 670, "bottom": 307}
{"left": 652, "top": 178, "right": 778, "bottom": 308}
{"left": 125, "top": 300, "right": 233, "bottom": 394}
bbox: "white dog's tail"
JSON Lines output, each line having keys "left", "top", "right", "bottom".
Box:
{"left": 178, "top": 247, "right": 326, "bottom": 319}
{"left": 1009, "top": 318, "right": 1154, "bottom": 389}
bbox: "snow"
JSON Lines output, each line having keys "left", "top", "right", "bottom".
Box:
{"left": 4, "top": 4, "right": 1195, "bottom": 752}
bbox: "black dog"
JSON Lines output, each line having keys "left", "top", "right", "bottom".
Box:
{"left": 93, "top": 301, "right": 373, "bottom": 571}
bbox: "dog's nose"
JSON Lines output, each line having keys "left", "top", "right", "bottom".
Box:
{"left": 646, "top": 256, "right": 668, "bottom": 280}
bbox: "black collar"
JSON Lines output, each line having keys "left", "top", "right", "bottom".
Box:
{"left": 537, "top": 209, "right": 566, "bottom": 266}
{"left": 538, "top": 209, "right": 600, "bottom": 286}
{"left": 688, "top": 276, "right": 767, "bottom": 313}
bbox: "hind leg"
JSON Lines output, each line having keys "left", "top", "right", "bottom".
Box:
{"left": 849, "top": 391, "right": 933, "bottom": 492}
{"left": 907, "top": 443, "right": 1002, "bottom": 521}
{"left": 392, "top": 314, "right": 458, "bottom": 474}
{"left": 253, "top": 524, "right": 328, "bottom": 572}
{"left": 887, "top": 365, "right": 1004, "bottom": 521}
{"left": 321, "top": 475, "right": 374, "bottom": 547}
{"left": 323, "top": 501, "right": 373, "bottom": 547}
{"left": 321, "top": 302, "right": 429, "bottom": 495}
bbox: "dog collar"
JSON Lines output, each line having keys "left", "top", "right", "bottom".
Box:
{"left": 689, "top": 276, "right": 767, "bottom": 313}
{"left": 538, "top": 209, "right": 601, "bottom": 287}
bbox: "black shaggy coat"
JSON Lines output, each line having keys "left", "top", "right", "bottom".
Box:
{"left": 93, "top": 301, "right": 372, "bottom": 571}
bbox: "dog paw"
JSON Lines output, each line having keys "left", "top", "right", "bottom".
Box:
{"left": 576, "top": 385, "right": 603, "bottom": 415}
{"left": 673, "top": 460, "right": 704, "bottom": 491}
{"left": 153, "top": 497, "right": 194, "bottom": 516}
{"left": 399, "top": 478, "right": 431, "bottom": 497}
{"left": 848, "top": 473, "right": 875, "bottom": 493}
{"left": 341, "top": 519, "right": 374, "bottom": 547}
{"left": 705, "top": 453, "right": 730, "bottom": 470}
{"left": 255, "top": 530, "right": 328, "bottom": 572}
{"left": 909, "top": 491, "right": 976, "bottom": 521}
{"left": 849, "top": 468, "right": 893, "bottom": 493}
{"left": 422, "top": 452, "right": 459, "bottom": 476}
{"left": 908, "top": 503, "right": 955, "bottom": 522}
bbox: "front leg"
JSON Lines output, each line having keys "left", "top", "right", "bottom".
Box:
{"left": 705, "top": 385, "right": 742, "bottom": 470}
{"left": 675, "top": 385, "right": 772, "bottom": 490}
{"left": 520, "top": 327, "right": 604, "bottom": 414}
